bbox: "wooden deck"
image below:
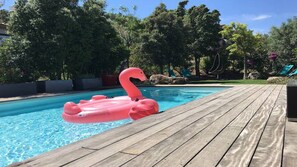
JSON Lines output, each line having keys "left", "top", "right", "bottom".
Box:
{"left": 12, "top": 85, "right": 297, "bottom": 167}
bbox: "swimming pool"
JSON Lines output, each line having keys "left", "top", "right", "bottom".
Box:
{"left": 0, "top": 87, "right": 227, "bottom": 166}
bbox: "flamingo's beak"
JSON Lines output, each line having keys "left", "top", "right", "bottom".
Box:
{"left": 140, "top": 75, "right": 148, "bottom": 81}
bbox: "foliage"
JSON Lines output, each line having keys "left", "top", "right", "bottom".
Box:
{"left": 0, "top": 9, "right": 9, "bottom": 24}
{"left": 140, "top": 3, "right": 187, "bottom": 74}
{"left": 268, "top": 17, "right": 297, "bottom": 67}
{"left": 201, "top": 57, "right": 212, "bottom": 73}
{"left": 0, "top": 37, "right": 37, "bottom": 83}
{"left": 8, "top": 0, "right": 75, "bottom": 80}
{"left": 129, "top": 44, "right": 159, "bottom": 76}
{"left": 1, "top": 1, "right": 296, "bottom": 84}
{"left": 251, "top": 34, "right": 270, "bottom": 76}
{"left": 220, "top": 22, "right": 257, "bottom": 79}
{"left": 107, "top": 6, "right": 144, "bottom": 67}
{"left": 75, "top": 0, "right": 128, "bottom": 77}
{"left": 176, "top": 0, "right": 188, "bottom": 18}
{"left": 184, "top": 4, "right": 221, "bottom": 77}
{"left": 0, "top": 0, "right": 127, "bottom": 83}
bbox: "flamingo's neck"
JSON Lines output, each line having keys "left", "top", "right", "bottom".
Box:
{"left": 119, "top": 74, "right": 142, "bottom": 100}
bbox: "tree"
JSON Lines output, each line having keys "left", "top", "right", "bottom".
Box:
{"left": 184, "top": 4, "right": 221, "bottom": 77}
{"left": 81, "top": 0, "right": 128, "bottom": 76}
{"left": 141, "top": 3, "right": 186, "bottom": 74}
{"left": 176, "top": 0, "right": 192, "bottom": 68}
{"left": 268, "top": 17, "right": 297, "bottom": 66}
{"left": 129, "top": 45, "right": 159, "bottom": 76}
{"left": 1, "top": 0, "right": 127, "bottom": 82}
{"left": 220, "top": 22, "right": 256, "bottom": 79}
{"left": 140, "top": 30, "right": 168, "bottom": 73}
{"left": 0, "top": 0, "right": 38, "bottom": 82}
{"left": 176, "top": 0, "right": 188, "bottom": 18}
{"left": 8, "top": 0, "right": 75, "bottom": 80}
{"left": 0, "top": 37, "right": 35, "bottom": 83}
{"left": 252, "top": 34, "right": 270, "bottom": 76}
{"left": 108, "top": 6, "right": 144, "bottom": 68}
{"left": 0, "top": 9, "right": 9, "bottom": 24}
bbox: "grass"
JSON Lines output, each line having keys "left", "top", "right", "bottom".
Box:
{"left": 190, "top": 79, "right": 267, "bottom": 84}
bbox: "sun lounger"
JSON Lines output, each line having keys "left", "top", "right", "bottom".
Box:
{"left": 288, "top": 69, "right": 297, "bottom": 77}
{"left": 167, "top": 68, "right": 176, "bottom": 77}
{"left": 278, "top": 64, "right": 294, "bottom": 76}
{"left": 182, "top": 68, "right": 191, "bottom": 77}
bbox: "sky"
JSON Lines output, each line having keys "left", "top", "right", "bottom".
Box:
{"left": 2, "top": 0, "right": 297, "bottom": 34}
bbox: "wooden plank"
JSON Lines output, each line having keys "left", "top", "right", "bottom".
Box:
{"left": 122, "top": 87, "right": 259, "bottom": 155}
{"left": 187, "top": 85, "right": 282, "bottom": 167}
{"left": 228, "top": 86, "right": 280, "bottom": 128}
{"left": 122, "top": 86, "right": 271, "bottom": 167}
{"left": 185, "top": 127, "right": 242, "bottom": 167}
{"left": 266, "top": 86, "right": 286, "bottom": 127}
{"left": 62, "top": 86, "right": 259, "bottom": 167}
{"left": 284, "top": 120, "right": 297, "bottom": 134}
{"left": 91, "top": 153, "right": 134, "bottom": 167}
{"left": 15, "top": 85, "right": 289, "bottom": 167}
{"left": 249, "top": 86, "right": 286, "bottom": 167}
{"left": 154, "top": 85, "right": 274, "bottom": 167}
{"left": 43, "top": 148, "right": 93, "bottom": 167}
{"left": 87, "top": 87, "right": 245, "bottom": 151}
{"left": 217, "top": 85, "right": 282, "bottom": 167}
{"left": 92, "top": 87, "right": 262, "bottom": 167}
{"left": 283, "top": 121, "right": 297, "bottom": 167}
{"left": 22, "top": 86, "right": 241, "bottom": 166}
{"left": 229, "top": 85, "right": 282, "bottom": 128}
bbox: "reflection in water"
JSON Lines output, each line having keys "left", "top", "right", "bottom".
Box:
{"left": 142, "top": 88, "right": 213, "bottom": 102}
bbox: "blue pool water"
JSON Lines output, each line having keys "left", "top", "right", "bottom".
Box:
{"left": 0, "top": 87, "right": 227, "bottom": 166}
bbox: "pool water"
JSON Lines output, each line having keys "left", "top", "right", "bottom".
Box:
{"left": 0, "top": 87, "right": 226, "bottom": 166}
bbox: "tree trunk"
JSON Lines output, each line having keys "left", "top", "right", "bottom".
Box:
{"left": 195, "top": 56, "right": 200, "bottom": 77}
{"left": 57, "top": 67, "right": 62, "bottom": 80}
{"left": 126, "top": 57, "right": 130, "bottom": 68}
{"left": 243, "top": 55, "right": 247, "bottom": 79}
{"left": 127, "top": 45, "right": 131, "bottom": 68}
{"left": 167, "top": 63, "right": 171, "bottom": 77}
{"left": 232, "top": 60, "right": 236, "bottom": 72}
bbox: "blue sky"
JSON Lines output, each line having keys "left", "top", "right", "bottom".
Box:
{"left": 2, "top": 0, "right": 297, "bottom": 34}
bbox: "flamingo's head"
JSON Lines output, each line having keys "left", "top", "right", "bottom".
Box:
{"left": 120, "top": 67, "right": 147, "bottom": 81}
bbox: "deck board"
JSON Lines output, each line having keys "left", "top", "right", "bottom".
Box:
{"left": 283, "top": 121, "right": 297, "bottom": 167}
{"left": 217, "top": 85, "right": 281, "bottom": 167}
{"left": 22, "top": 85, "right": 241, "bottom": 166}
{"left": 21, "top": 86, "right": 242, "bottom": 166}
{"left": 11, "top": 85, "right": 296, "bottom": 167}
{"left": 64, "top": 86, "right": 257, "bottom": 167}
{"left": 155, "top": 86, "right": 272, "bottom": 167}
{"left": 249, "top": 86, "right": 286, "bottom": 167}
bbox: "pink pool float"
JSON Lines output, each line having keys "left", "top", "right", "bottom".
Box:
{"left": 62, "top": 67, "right": 159, "bottom": 123}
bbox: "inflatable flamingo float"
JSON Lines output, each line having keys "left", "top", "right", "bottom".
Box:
{"left": 62, "top": 67, "right": 159, "bottom": 123}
